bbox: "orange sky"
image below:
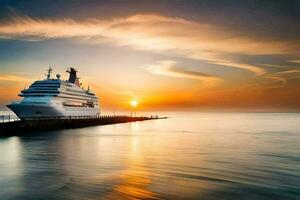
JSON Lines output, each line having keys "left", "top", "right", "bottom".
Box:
{"left": 0, "top": 1, "right": 299, "bottom": 112}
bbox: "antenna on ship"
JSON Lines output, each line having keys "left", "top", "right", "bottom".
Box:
{"left": 45, "top": 66, "right": 53, "bottom": 80}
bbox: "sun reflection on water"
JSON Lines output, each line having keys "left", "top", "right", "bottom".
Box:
{"left": 104, "top": 128, "right": 157, "bottom": 199}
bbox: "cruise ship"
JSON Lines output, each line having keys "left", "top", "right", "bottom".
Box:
{"left": 7, "top": 67, "right": 100, "bottom": 119}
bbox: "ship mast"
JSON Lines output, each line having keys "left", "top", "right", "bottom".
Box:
{"left": 45, "top": 67, "right": 53, "bottom": 80}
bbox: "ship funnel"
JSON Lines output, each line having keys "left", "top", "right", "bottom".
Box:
{"left": 67, "top": 67, "right": 80, "bottom": 86}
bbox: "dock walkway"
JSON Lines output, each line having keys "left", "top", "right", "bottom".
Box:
{"left": 0, "top": 115, "right": 166, "bottom": 136}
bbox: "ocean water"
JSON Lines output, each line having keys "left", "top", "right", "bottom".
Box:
{"left": 0, "top": 112, "right": 299, "bottom": 200}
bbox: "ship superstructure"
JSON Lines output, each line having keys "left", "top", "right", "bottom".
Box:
{"left": 7, "top": 67, "right": 100, "bottom": 119}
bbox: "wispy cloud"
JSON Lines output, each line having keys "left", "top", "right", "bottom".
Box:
{"left": 208, "top": 60, "right": 266, "bottom": 76}
{"left": 0, "top": 14, "right": 299, "bottom": 76}
{"left": 1, "top": 14, "right": 298, "bottom": 55}
{"left": 262, "top": 69, "right": 300, "bottom": 88}
{"left": 145, "top": 60, "right": 222, "bottom": 87}
{"left": 289, "top": 60, "right": 300, "bottom": 64}
{"left": 0, "top": 74, "right": 31, "bottom": 82}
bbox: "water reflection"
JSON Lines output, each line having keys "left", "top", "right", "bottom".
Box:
{"left": 0, "top": 113, "right": 299, "bottom": 200}
{"left": 0, "top": 137, "right": 23, "bottom": 199}
{"left": 104, "top": 135, "right": 156, "bottom": 199}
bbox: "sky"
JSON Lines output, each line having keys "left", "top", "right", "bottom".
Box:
{"left": 0, "top": 0, "right": 299, "bottom": 112}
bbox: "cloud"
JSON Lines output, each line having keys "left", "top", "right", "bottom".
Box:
{"left": 1, "top": 14, "right": 298, "bottom": 55}
{"left": 0, "top": 14, "right": 299, "bottom": 76}
{"left": 274, "top": 69, "right": 300, "bottom": 75}
{"left": 0, "top": 74, "right": 31, "bottom": 82}
{"left": 289, "top": 60, "right": 300, "bottom": 64}
{"left": 145, "top": 60, "right": 222, "bottom": 87}
{"left": 261, "top": 69, "right": 300, "bottom": 88}
{"left": 208, "top": 60, "right": 266, "bottom": 76}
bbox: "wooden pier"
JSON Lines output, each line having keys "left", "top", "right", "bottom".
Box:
{"left": 0, "top": 115, "right": 166, "bottom": 137}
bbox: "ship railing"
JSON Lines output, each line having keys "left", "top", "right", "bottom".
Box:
{"left": 11, "top": 100, "right": 22, "bottom": 104}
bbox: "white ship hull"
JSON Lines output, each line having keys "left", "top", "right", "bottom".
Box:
{"left": 7, "top": 103, "right": 100, "bottom": 119}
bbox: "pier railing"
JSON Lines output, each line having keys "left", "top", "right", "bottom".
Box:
{"left": 0, "top": 114, "right": 166, "bottom": 136}
{"left": 0, "top": 114, "right": 161, "bottom": 123}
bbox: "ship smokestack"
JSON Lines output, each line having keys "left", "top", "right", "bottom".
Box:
{"left": 67, "top": 68, "right": 80, "bottom": 86}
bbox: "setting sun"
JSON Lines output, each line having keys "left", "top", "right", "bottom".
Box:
{"left": 131, "top": 99, "right": 138, "bottom": 108}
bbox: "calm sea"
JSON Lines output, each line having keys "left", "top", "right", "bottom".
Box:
{"left": 0, "top": 112, "right": 299, "bottom": 200}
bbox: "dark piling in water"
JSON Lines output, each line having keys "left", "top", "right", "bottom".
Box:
{"left": 0, "top": 115, "right": 167, "bottom": 137}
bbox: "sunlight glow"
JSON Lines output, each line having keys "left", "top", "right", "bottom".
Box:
{"left": 131, "top": 99, "right": 138, "bottom": 107}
